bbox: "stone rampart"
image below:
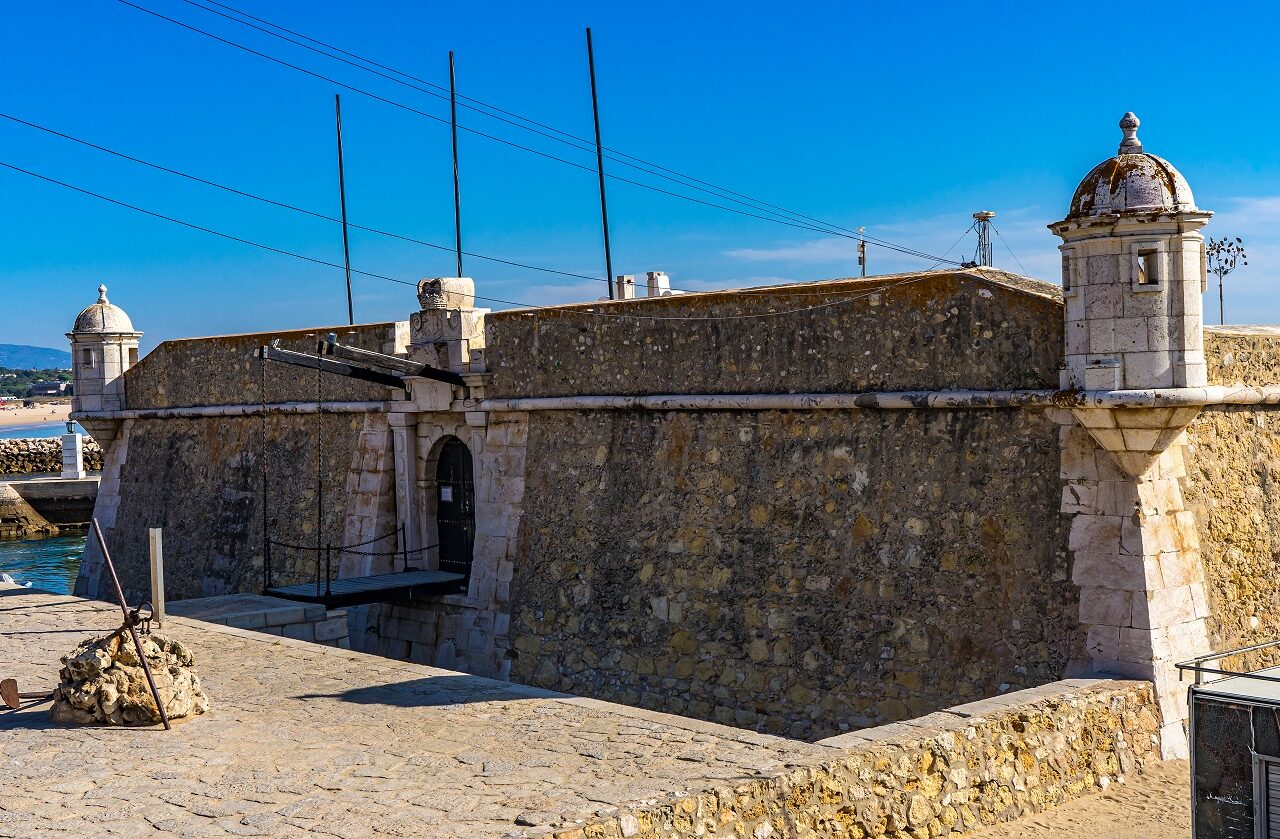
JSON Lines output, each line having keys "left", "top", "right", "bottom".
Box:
{"left": 509, "top": 406, "right": 1083, "bottom": 741}
{"left": 0, "top": 438, "right": 102, "bottom": 476}
{"left": 78, "top": 322, "right": 406, "bottom": 602}
{"left": 1183, "top": 328, "right": 1280, "bottom": 663}
{"left": 486, "top": 270, "right": 1063, "bottom": 398}
{"left": 556, "top": 678, "right": 1160, "bottom": 839}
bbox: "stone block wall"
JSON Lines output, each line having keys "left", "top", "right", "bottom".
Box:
{"left": 508, "top": 407, "right": 1082, "bottom": 741}
{"left": 0, "top": 438, "right": 103, "bottom": 476}
{"left": 544, "top": 678, "right": 1160, "bottom": 839}
{"left": 358, "top": 411, "right": 528, "bottom": 679}
{"left": 167, "top": 594, "right": 350, "bottom": 649}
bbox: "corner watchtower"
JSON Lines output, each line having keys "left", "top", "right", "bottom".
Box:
{"left": 66, "top": 284, "right": 142, "bottom": 414}
{"left": 1049, "top": 113, "right": 1213, "bottom": 391}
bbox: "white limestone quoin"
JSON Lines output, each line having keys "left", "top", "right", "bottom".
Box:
{"left": 1051, "top": 114, "right": 1215, "bottom": 757}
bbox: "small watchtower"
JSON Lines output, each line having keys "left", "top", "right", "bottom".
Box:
{"left": 66, "top": 284, "right": 142, "bottom": 414}
{"left": 1049, "top": 113, "right": 1213, "bottom": 391}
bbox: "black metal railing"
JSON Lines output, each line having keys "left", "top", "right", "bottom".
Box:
{"left": 263, "top": 524, "right": 442, "bottom": 597}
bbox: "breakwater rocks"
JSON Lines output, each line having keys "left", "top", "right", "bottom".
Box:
{"left": 0, "top": 483, "right": 57, "bottom": 539}
{"left": 0, "top": 437, "right": 103, "bottom": 476}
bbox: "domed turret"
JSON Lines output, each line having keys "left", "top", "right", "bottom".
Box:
{"left": 1066, "top": 113, "right": 1197, "bottom": 219}
{"left": 1049, "top": 113, "right": 1212, "bottom": 392}
{"left": 66, "top": 284, "right": 142, "bottom": 414}
{"left": 73, "top": 285, "right": 136, "bottom": 333}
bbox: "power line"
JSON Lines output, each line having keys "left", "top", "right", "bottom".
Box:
{"left": 991, "top": 222, "right": 1029, "bottom": 276}
{"left": 111, "top": 0, "right": 959, "bottom": 266}
{"left": 0, "top": 111, "right": 602, "bottom": 283}
{"left": 928, "top": 222, "right": 975, "bottom": 270}
{"left": 0, "top": 158, "right": 945, "bottom": 321}
{"left": 0, "top": 110, "right": 944, "bottom": 297}
{"left": 179, "top": 0, "right": 880, "bottom": 238}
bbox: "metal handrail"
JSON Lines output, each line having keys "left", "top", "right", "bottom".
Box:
{"left": 263, "top": 524, "right": 443, "bottom": 595}
{"left": 1175, "top": 638, "right": 1280, "bottom": 686}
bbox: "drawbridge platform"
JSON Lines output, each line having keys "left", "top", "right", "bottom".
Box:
{"left": 265, "top": 569, "right": 466, "bottom": 608}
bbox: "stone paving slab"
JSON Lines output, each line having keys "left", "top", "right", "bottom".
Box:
{"left": 167, "top": 593, "right": 326, "bottom": 627}
{"left": 0, "top": 586, "right": 833, "bottom": 838}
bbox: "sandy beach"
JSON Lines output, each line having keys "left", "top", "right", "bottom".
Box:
{"left": 0, "top": 402, "right": 70, "bottom": 430}
{"left": 972, "top": 759, "right": 1190, "bottom": 839}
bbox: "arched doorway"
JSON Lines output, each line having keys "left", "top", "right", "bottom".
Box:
{"left": 435, "top": 437, "right": 475, "bottom": 580}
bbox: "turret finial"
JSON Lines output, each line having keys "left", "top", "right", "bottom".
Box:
{"left": 96, "top": 284, "right": 108, "bottom": 303}
{"left": 1118, "top": 112, "right": 1142, "bottom": 155}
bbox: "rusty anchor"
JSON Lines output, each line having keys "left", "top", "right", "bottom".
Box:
{"left": 91, "top": 518, "right": 171, "bottom": 730}
{"left": 0, "top": 678, "right": 52, "bottom": 710}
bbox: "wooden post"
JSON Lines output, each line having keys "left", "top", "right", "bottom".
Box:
{"left": 148, "top": 527, "right": 165, "bottom": 625}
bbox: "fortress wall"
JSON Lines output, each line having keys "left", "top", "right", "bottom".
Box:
{"left": 507, "top": 407, "right": 1080, "bottom": 740}
{"left": 122, "top": 321, "right": 405, "bottom": 409}
{"left": 1183, "top": 329, "right": 1280, "bottom": 659}
{"left": 106, "top": 410, "right": 379, "bottom": 604}
{"left": 497, "top": 272, "right": 1080, "bottom": 740}
{"left": 80, "top": 322, "right": 404, "bottom": 602}
{"left": 485, "top": 271, "right": 1064, "bottom": 398}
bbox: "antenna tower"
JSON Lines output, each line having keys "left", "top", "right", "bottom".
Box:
{"left": 972, "top": 211, "right": 995, "bottom": 267}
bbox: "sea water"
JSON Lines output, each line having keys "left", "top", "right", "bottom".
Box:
{"left": 0, "top": 421, "right": 87, "bottom": 440}
{"left": 0, "top": 533, "right": 84, "bottom": 594}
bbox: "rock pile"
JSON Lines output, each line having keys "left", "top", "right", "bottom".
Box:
{"left": 50, "top": 631, "right": 209, "bottom": 725}
{"left": 0, "top": 438, "right": 104, "bottom": 476}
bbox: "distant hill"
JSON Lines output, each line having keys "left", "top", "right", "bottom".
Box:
{"left": 0, "top": 344, "right": 72, "bottom": 369}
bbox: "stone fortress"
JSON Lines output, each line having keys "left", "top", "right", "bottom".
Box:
{"left": 67, "top": 113, "right": 1280, "bottom": 763}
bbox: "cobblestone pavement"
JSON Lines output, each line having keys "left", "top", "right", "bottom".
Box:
{"left": 0, "top": 586, "right": 831, "bottom": 838}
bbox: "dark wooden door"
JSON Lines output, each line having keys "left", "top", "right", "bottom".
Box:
{"left": 435, "top": 439, "right": 475, "bottom": 578}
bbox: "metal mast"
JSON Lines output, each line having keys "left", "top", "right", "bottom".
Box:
{"left": 972, "top": 211, "right": 995, "bottom": 267}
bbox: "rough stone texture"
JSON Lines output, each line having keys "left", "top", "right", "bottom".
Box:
{"left": 75, "top": 323, "right": 408, "bottom": 602}
{"left": 485, "top": 270, "right": 1063, "bottom": 398}
{"left": 49, "top": 630, "right": 208, "bottom": 725}
{"left": 1182, "top": 407, "right": 1280, "bottom": 662}
{"left": 0, "top": 437, "right": 102, "bottom": 476}
{"left": 121, "top": 322, "right": 404, "bottom": 409}
{"left": 0, "top": 587, "right": 1160, "bottom": 839}
{"left": 1184, "top": 328, "right": 1280, "bottom": 668}
{"left": 1204, "top": 326, "right": 1280, "bottom": 386}
{"left": 93, "top": 411, "right": 371, "bottom": 604}
{"left": 570, "top": 681, "right": 1161, "bottom": 839}
{"left": 510, "top": 407, "right": 1083, "bottom": 741}
{"left": 0, "top": 482, "right": 57, "bottom": 539}
{"left": 362, "top": 411, "right": 528, "bottom": 679}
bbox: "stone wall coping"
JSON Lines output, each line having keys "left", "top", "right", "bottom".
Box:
{"left": 817, "top": 675, "right": 1143, "bottom": 749}
{"left": 477, "top": 386, "right": 1280, "bottom": 413}
{"left": 66, "top": 389, "right": 1280, "bottom": 422}
{"left": 72, "top": 400, "right": 391, "bottom": 421}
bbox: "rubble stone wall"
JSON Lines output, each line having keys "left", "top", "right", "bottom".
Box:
{"left": 509, "top": 407, "right": 1084, "bottom": 741}
{"left": 96, "top": 411, "right": 371, "bottom": 604}
{"left": 486, "top": 271, "right": 1064, "bottom": 398}
{"left": 0, "top": 438, "right": 103, "bottom": 475}
{"left": 556, "top": 679, "right": 1161, "bottom": 839}
{"left": 1185, "top": 329, "right": 1280, "bottom": 661}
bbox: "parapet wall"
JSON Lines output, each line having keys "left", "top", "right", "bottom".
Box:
{"left": 0, "top": 438, "right": 102, "bottom": 476}
{"left": 81, "top": 322, "right": 405, "bottom": 603}
{"left": 563, "top": 678, "right": 1160, "bottom": 839}
{"left": 486, "top": 270, "right": 1064, "bottom": 398}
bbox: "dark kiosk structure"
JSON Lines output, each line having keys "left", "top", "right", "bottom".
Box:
{"left": 1182, "top": 642, "right": 1280, "bottom": 839}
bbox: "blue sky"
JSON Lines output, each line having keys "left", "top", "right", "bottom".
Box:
{"left": 3, "top": 0, "right": 1279, "bottom": 353}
